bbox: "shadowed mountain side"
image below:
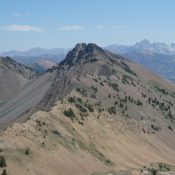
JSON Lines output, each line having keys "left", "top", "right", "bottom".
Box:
{"left": 0, "top": 71, "right": 56, "bottom": 129}
{"left": 0, "top": 57, "right": 38, "bottom": 104}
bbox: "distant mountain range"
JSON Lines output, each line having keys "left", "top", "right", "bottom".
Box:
{"left": 105, "top": 39, "right": 175, "bottom": 83}
{"left": 1, "top": 40, "right": 175, "bottom": 83}
{"left": 106, "top": 39, "right": 175, "bottom": 55}
{"left": 0, "top": 47, "right": 69, "bottom": 72}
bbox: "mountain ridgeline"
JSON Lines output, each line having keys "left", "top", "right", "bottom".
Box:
{"left": 0, "top": 43, "right": 175, "bottom": 175}
{"left": 0, "top": 48, "right": 69, "bottom": 73}
{"left": 0, "top": 57, "right": 38, "bottom": 105}
{"left": 105, "top": 40, "right": 175, "bottom": 83}
{"left": 38, "top": 43, "right": 136, "bottom": 110}
{"left": 1, "top": 40, "right": 175, "bottom": 84}
{"left": 0, "top": 57, "right": 37, "bottom": 79}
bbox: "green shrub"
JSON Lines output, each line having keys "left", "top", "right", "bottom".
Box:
{"left": 122, "top": 74, "right": 130, "bottom": 84}
{"left": 151, "top": 168, "right": 157, "bottom": 175}
{"left": 106, "top": 159, "right": 112, "bottom": 165}
{"left": 167, "top": 110, "right": 173, "bottom": 120}
{"left": 119, "top": 103, "right": 124, "bottom": 108}
{"left": 68, "top": 97, "right": 75, "bottom": 103}
{"left": 100, "top": 82, "right": 104, "bottom": 86}
{"left": 98, "top": 108, "right": 104, "bottom": 113}
{"left": 91, "top": 86, "right": 98, "bottom": 92}
{"left": 64, "top": 108, "right": 75, "bottom": 120}
{"left": 75, "top": 104, "right": 87, "bottom": 113}
{"left": 114, "top": 101, "right": 118, "bottom": 105}
{"left": 87, "top": 104, "right": 94, "bottom": 112}
{"left": 25, "top": 148, "right": 30, "bottom": 155}
{"left": 168, "top": 125, "right": 173, "bottom": 131}
{"left": 154, "top": 86, "right": 168, "bottom": 95}
{"left": 1, "top": 169, "right": 7, "bottom": 175}
{"left": 93, "top": 78, "right": 98, "bottom": 82}
{"left": 108, "top": 106, "right": 116, "bottom": 114}
{"left": 0, "top": 156, "right": 6, "bottom": 168}
{"left": 111, "top": 83, "right": 119, "bottom": 92}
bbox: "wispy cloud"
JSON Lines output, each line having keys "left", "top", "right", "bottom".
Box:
{"left": 13, "top": 13, "right": 30, "bottom": 17}
{"left": 96, "top": 26, "right": 103, "bottom": 29}
{"left": 58, "top": 25, "right": 84, "bottom": 31}
{"left": 0, "top": 24, "right": 43, "bottom": 32}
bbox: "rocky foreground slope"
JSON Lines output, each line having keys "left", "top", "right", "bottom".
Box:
{"left": 0, "top": 44, "right": 175, "bottom": 175}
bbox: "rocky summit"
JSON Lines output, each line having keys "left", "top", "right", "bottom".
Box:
{"left": 60, "top": 43, "right": 111, "bottom": 66}
{"left": 0, "top": 43, "right": 175, "bottom": 175}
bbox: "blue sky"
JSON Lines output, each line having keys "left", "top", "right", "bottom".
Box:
{"left": 0, "top": 0, "right": 175, "bottom": 51}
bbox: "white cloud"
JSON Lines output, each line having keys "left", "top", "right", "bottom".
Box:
{"left": 58, "top": 25, "right": 84, "bottom": 31}
{"left": 0, "top": 24, "right": 43, "bottom": 32}
{"left": 13, "top": 13, "right": 31, "bottom": 17}
{"left": 96, "top": 26, "right": 103, "bottom": 29}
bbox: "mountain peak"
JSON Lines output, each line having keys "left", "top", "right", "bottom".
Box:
{"left": 74, "top": 43, "right": 103, "bottom": 52}
{"left": 135, "top": 39, "right": 151, "bottom": 48}
{"left": 74, "top": 43, "right": 87, "bottom": 50}
{"left": 133, "top": 40, "right": 174, "bottom": 54}
{"left": 139, "top": 39, "right": 151, "bottom": 44}
{"left": 60, "top": 43, "right": 108, "bottom": 66}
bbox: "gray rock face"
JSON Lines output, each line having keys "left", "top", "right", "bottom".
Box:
{"left": 60, "top": 43, "right": 111, "bottom": 66}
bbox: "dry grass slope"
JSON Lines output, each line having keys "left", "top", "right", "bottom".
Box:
{"left": 0, "top": 44, "right": 175, "bottom": 175}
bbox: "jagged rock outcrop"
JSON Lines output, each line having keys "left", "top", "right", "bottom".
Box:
{"left": 60, "top": 43, "right": 114, "bottom": 66}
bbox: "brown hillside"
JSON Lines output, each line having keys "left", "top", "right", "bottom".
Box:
{"left": 0, "top": 44, "right": 175, "bottom": 175}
